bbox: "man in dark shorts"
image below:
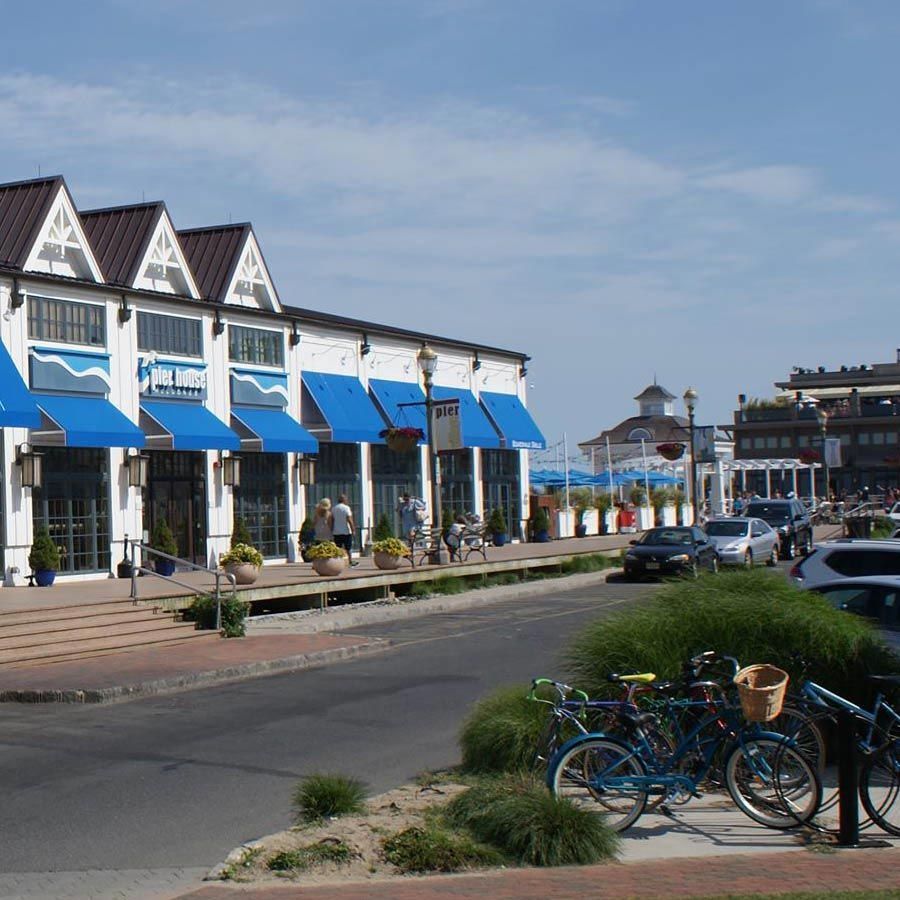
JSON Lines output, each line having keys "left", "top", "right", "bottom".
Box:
{"left": 331, "top": 493, "right": 357, "bottom": 564}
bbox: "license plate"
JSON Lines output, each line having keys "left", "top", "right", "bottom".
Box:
{"left": 645, "top": 562, "right": 660, "bottom": 570}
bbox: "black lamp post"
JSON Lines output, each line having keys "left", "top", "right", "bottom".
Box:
{"left": 816, "top": 407, "right": 830, "bottom": 501}
{"left": 417, "top": 343, "right": 447, "bottom": 563}
{"left": 683, "top": 387, "right": 699, "bottom": 522}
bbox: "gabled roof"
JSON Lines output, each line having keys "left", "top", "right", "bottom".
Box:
{"left": 0, "top": 175, "right": 65, "bottom": 268}
{"left": 178, "top": 223, "right": 251, "bottom": 302}
{"left": 634, "top": 383, "right": 676, "bottom": 402}
{"left": 81, "top": 201, "right": 164, "bottom": 285}
{"left": 580, "top": 414, "right": 689, "bottom": 448}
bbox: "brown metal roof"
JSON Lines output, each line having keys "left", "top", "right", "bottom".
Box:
{"left": 0, "top": 175, "right": 64, "bottom": 269}
{"left": 179, "top": 224, "right": 250, "bottom": 302}
{"left": 80, "top": 202, "right": 164, "bottom": 286}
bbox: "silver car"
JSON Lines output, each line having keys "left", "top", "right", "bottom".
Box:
{"left": 704, "top": 518, "right": 778, "bottom": 567}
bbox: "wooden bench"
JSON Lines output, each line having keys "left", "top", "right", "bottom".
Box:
{"left": 408, "top": 526, "right": 445, "bottom": 566}
{"left": 446, "top": 525, "right": 488, "bottom": 563}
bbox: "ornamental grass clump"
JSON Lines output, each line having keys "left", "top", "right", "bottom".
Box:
{"left": 382, "top": 824, "right": 503, "bottom": 873}
{"left": 292, "top": 774, "right": 367, "bottom": 823}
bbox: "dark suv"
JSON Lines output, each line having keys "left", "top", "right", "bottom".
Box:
{"left": 742, "top": 499, "right": 812, "bottom": 560}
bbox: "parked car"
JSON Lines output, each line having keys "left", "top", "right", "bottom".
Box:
{"left": 742, "top": 499, "right": 813, "bottom": 560}
{"left": 789, "top": 538, "right": 900, "bottom": 589}
{"left": 705, "top": 518, "right": 778, "bottom": 567}
{"left": 804, "top": 576, "right": 900, "bottom": 652}
{"left": 623, "top": 526, "right": 718, "bottom": 581}
{"left": 888, "top": 502, "right": 900, "bottom": 525}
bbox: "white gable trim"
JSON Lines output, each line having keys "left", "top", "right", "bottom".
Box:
{"left": 223, "top": 231, "right": 281, "bottom": 313}
{"left": 24, "top": 186, "right": 104, "bottom": 283}
{"left": 132, "top": 210, "right": 201, "bottom": 298}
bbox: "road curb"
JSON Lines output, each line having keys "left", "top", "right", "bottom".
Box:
{"left": 0, "top": 638, "right": 392, "bottom": 704}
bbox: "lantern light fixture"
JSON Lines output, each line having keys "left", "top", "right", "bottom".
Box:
{"left": 118, "top": 295, "right": 132, "bottom": 324}
{"left": 220, "top": 450, "right": 241, "bottom": 487}
{"left": 16, "top": 443, "right": 42, "bottom": 489}
{"left": 126, "top": 448, "right": 149, "bottom": 488}
{"left": 294, "top": 454, "right": 316, "bottom": 485}
{"left": 289, "top": 321, "right": 301, "bottom": 347}
{"left": 212, "top": 308, "right": 225, "bottom": 337}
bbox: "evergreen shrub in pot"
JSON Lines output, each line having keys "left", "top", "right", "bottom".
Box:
{"left": 487, "top": 508, "right": 508, "bottom": 546}
{"left": 29, "top": 526, "right": 60, "bottom": 587}
{"left": 531, "top": 506, "right": 551, "bottom": 542}
{"left": 150, "top": 520, "right": 178, "bottom": 576}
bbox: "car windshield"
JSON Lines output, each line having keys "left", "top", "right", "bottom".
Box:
{"left": 745, "top": 504, "right": 789, "bottom": 522}
{"left": 640, "top": 528, "right": 692, "bottom": 546}
{"left": 706, "top": 521, "right": 748, "bottom": 537}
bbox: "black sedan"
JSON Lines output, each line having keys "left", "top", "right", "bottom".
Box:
{"left": 622, "top": 526, "right": 719, "bottom": 581}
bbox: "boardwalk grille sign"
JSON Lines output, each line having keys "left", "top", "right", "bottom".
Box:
{"left": 432, "top": 398, "right": 462, "bottom": 452}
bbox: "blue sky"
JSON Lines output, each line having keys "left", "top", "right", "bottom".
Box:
{"left": 2, "top": 0, "right": 898, "bottom": 456}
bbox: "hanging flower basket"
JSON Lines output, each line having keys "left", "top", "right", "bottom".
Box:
{"left": 798, "top": 449, "right": 820, "bottom": 465}
{"left": 380, "top": 426, "right": 424, "bottom": 453}
{"left": 656, "top": 442, "right": 685, "bottom": 461}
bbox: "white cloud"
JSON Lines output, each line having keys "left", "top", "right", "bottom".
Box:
{"left": 697, "top": 165, "right": 818, "bottom": 204}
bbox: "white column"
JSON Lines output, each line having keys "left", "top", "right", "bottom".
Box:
{"left": 765, "top": 467, "right": 772, "bottom": 498}
{"left": 517, "top": 448, "right": 528, "bottom": 541}
{"left": 792, "top": 467, "right": 798, "bottom": 498}
{"left": 2, "top": 426, "right": 33, "bottom": 586}
{"left": 359, "top": 442, "right": 373, "bottom": 549}
{"left": 471, "top": 448, "right": 483, "bottom": 519}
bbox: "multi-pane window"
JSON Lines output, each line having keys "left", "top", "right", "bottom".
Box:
{"left": 137, "top": 312, "right": 201, "bottom": 357}
{"left": 229, "top": 325, "right": 283, "bottom": 367}
{"left": 28, "top": 295, "right": 105, "bottom": 346}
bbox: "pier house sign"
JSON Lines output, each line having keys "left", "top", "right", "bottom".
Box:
{"left": 139, "top": 360, "right": 208, "bottom": 400}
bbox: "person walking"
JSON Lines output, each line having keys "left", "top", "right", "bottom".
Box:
{"left": 332, "top": 493, "right": 357, "bottom": 565}
{"left": 397, "top": 492, "right": 426, "bottom": 540}
{"left": 313, "top": 498, "right": 333, "bottom": 543}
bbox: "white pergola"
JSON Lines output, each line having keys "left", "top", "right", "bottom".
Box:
{"left": 700, "top": 457, "right": 821, "bottom": 504}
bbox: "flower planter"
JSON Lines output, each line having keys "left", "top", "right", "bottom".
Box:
{"left": 155, "top": 559, "right": 176, "bottom": 577}
{"left": 492, "top": 532, "right": 508, "bottom": 547}
{"left": 532, "top": 529, "right": 550, "bottom": 543}
{"left": 604, "top": 509, "right": 618, "bottom": 535}
{"left": 34, "top": 569, "right": 56, "bottom": 587}
{"left": 575, "top": 524, "right": 588, "bottom": 538}
{"left": 373, "top": 551, "right": 404, "bottom": 570}
{"left": 312, "top": 556, "right": 347, "bottom": 577}
{"left": 226, "top": 562, "right": 259, "bottom": 585}
{"left": 661, "top": 504, "right": 677, "bottom": 526}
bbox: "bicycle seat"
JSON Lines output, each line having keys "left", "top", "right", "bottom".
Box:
{"left": 617, "top": 710, "right": 658, "bottom": 731}
{"left": 607, "top": 672, "right": 657, "bottom": 684}
{"left": 867, "top": 674, "right": 900, "bottom": 686}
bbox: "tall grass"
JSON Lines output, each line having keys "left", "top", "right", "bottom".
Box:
{"left": 382, "top": 824, "right": 503, "bottom": 873}
{"left": 292, "top": 774, "right": 367, "bottom": 823}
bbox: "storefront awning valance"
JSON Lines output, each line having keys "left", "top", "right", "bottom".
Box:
{"left": 301, "top": 371, "right": 385, "bottom": 443}
{"left": 0, "top": 343, "right": 41, "bottom": 428}
{"left": 141, "top": 400, "right": 240, "bottom": 451}
{"left": 34, "top": 394, "right": 145, "bottom": 448}
{"left": 432, "top": 386, "right": 501, "bottom": 449}
{"left": 479, "top": 391, "right": 546, "bottom": 451}
{"left": 369, "top": 379, "right": 427, "bottom": 437}
{"left": 232, "top": 406, "right": 318, "bottom": 454}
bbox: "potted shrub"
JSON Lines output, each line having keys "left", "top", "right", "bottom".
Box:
{"left": 299, "top": 517, "right": 315, "bottom": 562}
{"left": 487, "top": 507, "right": 508, "bottom": 547}
{"left": 306, "top": 540, "right": 348, "bottom": 577}
{"left": 373, "top": 512, "right": 394, "bottom": 543}
{"left": 531, "top": 506, "right": 551, "bottom": 542}
{"left": 629, "top": 485, "right": 647, "bottom": 507}
{"left": 231, "top": 516, "right": 253, "bottom": 547}
{"left": 594, "top": 493, "right": 613, "bottom": 534}
{"left": 220, "top": 542, "right": 264, "bottom": 585}
{"left": 379, "top": 426, "right": 424, "bottom": 453}
{"left": 372, "top": 537, "right": 408, "bottom": 570}
{"left": 150, "top": 519, "right": 178, "bottom": 576}
{"left": 29, "top": 525, "right": 60, "bottom": 587}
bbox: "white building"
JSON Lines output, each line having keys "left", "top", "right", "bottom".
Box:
{"left": 0, "top": 175, "right": 545, "bottom": 584}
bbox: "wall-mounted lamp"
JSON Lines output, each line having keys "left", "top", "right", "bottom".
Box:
{"left": 519, "top": 364, "right": 528, "bottom": 379}
{"left": 220, "top": 450, "right": 241, "bottom": 487}
{"left": 472, "top": 353, "right": 482, "bottom": 372}
{"left": 212, "top": 308, "right": 225, "bottom": 337}
{"left": 125, "top": 448, "right": 149, "bottom": 488}
{"left": 119, "top": 295, "right": 133, "bottom": 324}
{"left": 16, "top": 443, "right": 42, "bottom": 489}
{"left": 289, "top": 321, "right": 301, "bottom": 347}
{"left": 294, "top": 454, "right": 316, "bottom": 485}
{"left": 11, "top": 280, "right": 26, "bottom": 310}
{"left": 360, "top": 333, "right": 371, "bottom": 357}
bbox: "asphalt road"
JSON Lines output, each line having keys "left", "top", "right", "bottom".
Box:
{"left": 1, "top": 578, "right": 655, "bottom": 874}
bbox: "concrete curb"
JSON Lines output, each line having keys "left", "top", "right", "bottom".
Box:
{"left": 248, "top": 567, "right": 622, "bottom": 634}
{"left": 0, "top": 638, "right": 392, "bottom": 704}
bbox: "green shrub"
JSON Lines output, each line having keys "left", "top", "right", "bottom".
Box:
{"left": 305, "top": 540, "right": 346, "bottom": 560}
{"left": 382, "top": 824, "right": 503, "bottom": 873}
{"left": 530, "top": 506, "right": 551, "bottom": 536}
{"left": 567, "top": 568, "right": 898, "bottom": 704}
{"left": 560, "top": 554, "right": 612, "bottom": 575}
{"left": 447, "top": 773, "right": 619, "bottom": 866}
{"left": 487, "top": 508, "right": 507, "bottom": 535}
{"left": 184, "top": 594, "right": 250, "bottom": 637}
{"left": 371, "top": 538, "right": 407, "bottom": 556}
{"left": 629, "top": 485, "right": 647, "bottom": 506}
{"left": 870, "top": 518, "right": 895, "bottom": 540}
{"left": 483, "top": 573, "right": 520, "bottom": 588}
{"left": 29, "top": 525, "right": 60, "bottom": 571}
{"left": 220, "top": 543, "right": 263, "bottom": 568}
{"left": 459, "top": 686, "right": 547, "bottom": 775}
{"left": 150, "top": 519, "right": 178, "bottom": 557}
{"left": 441, "top": 507, "right": 455, "bottom": 538}
{"left": 299, "top": 517, "right": 315, "bottom": 542}
{"left": 292, "top": 774, "right": 367, "bottom": 823}
{"left": 231, "top": 517, "right": 253, "bottom": 548}
{"left": 267, "top": 840, "right": 353, "bottom": 871}
{"left": 373, "top": 513, "right": 394, "bottom": 542}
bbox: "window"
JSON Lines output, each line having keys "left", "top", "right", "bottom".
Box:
{"left": 627, "top": 427, "right": 653, "bottom": 441}
{"left": 137, "top": 312, "right": 201, "bottom": 357}
{"left": 859, "top": 433, "right": 870, "bottom": 445}
{"left": 27, "top": 295, "right": 105, "bottom": 346}
{"left": 824, "top": 550, "right": 900, "bottom": 577}
{"left": 798, "top": 435, "right": 809, "bottom": 447}
{"left": 873, "top": 432, "right": 886, "bottom": 445}
{"left": 888, "top": 432, "right": 898, "bottom": 445}
{"left": 780, "top": 436, "right": 791, "bottom": 448}
{"left": 229, "top": 325, "right": 283, "bottom": 367}
{"left": 753, "top": 437, "right": 765, "bottom": 449}
{"left": 739, "top": 436, "right": 750, "bottom": 449}
{"left": 840, "top": 434, "right": 851, "bottom": 446}
{"left": 766, "top": 436, "right": 778, "bottom": 449}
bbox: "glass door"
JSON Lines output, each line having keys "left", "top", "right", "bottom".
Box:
{"left": 145, "top": 451, "right": 207, "bottom": 564}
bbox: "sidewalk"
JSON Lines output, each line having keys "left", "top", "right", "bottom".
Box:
{"left": 179, "top": 847, "right": 900, "bottom": 899}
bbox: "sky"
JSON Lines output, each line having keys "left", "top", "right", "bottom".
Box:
{"left": 2, "top": 0, "right": 899, "bottom": 460}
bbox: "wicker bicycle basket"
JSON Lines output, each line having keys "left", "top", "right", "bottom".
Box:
{"left": 734, "top": 664, "right": 789, "bottom": 722}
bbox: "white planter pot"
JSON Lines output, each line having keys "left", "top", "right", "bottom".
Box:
{"left": 581, "top": 509, "right": 599, "bottom": 535}
{"left": 373, "top": 551, "right": 403, "bottom": 570}
{"left": 636, "top": 506, "right": 655, "bottom": 531}
{"left": 312, "top": 557, "right": 347, "bottom": 577}
{"left": 225, "top": 562, "right": 259, "bottom": 585}
{"left": 604, "top": 510, "right": 619, "bottom": 534}
{"left": 556, "top": 509, "right": 575, "bottom": 538}
{"left": 680, "top": 503, "right": 694, "bottom": 526}
{"left": 661, "top": 504, "right": 677, "bottom": 526}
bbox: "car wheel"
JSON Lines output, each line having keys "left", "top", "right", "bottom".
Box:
{"left": 781, "top": 537, "right": 795, "bottom": 561}
{"left": 766, "top": 546, "right": 778, "bottom": 567}
{"left": 744, "top": 550, "right": 753, "bottom": 568}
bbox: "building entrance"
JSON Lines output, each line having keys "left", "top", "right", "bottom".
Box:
{"left": 144, "top": 451, "right": 207, "bottom": 564}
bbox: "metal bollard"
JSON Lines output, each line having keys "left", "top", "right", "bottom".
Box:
{"left": 836, "top": 708, "right": 859, "bottom": 846}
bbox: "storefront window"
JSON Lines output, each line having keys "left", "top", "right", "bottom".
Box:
{"left": 33, "top": 448, "right": 110, "bottom": 574}
{"left": 28, "top": 295, "right": 105, "bottom": 346}
{"left": 234, "top": 454, "right": 288, "bottom": 558}
{"left": 305, "top": 443, "right": 361, "bottom": 529}
{"left": 481, "top": 449, "right": 521, "bottom": 537}
{"left": 137, "top": 311, "right": 202, "bottom": 357}
{"left": 371, "top": 444, "right": 421, "bottom": 536}
{"left": 440, "top": 450, "right": 473, "bottom": 519}
{"left": 228, "top": 325, "right": 283, "bottom": 367}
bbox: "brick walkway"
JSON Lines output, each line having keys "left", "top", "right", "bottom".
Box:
{"left": 179, "top": 848, "right": 900, "bottom": 899}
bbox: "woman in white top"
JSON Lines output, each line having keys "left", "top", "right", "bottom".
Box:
{"left": 313, "top": 498, "right": 334, "bottom": 542}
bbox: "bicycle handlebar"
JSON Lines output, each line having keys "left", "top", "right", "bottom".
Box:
{"left": 527, "top": 677, "right": 589, "bottom": 704}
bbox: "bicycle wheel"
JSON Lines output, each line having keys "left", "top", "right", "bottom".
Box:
{"left": 725, "top": 737, "right": 821, "bottom": 829}
{"left": 768, "top": 706, "right": 827, "bottom": 776}
{"left": 548, "top": 737, "right": 649, "bottom": 833}
{"left": 531, "top": 714, "right": 586, "bottom": 772}
{"left": 860, "top": 736, "right": 900, "bottom": 836}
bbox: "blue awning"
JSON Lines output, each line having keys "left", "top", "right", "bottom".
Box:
{"left": 301, "top": 371, "right": 386, "bottom": 443}
{"left": 432, "top": 386, "right": 501, "bottom": 449}
{"left": 0, "top": 342, "right": 41, "bottom": 428}
{"left": 232, "top": 406, "right": 318, "bottom": 454}
{"left": 480, "top": 391, "right": 546, "bottom": 451}
{"left": 141, "top": 401, "right": 240, "bottom": 451}
{"left": 35, "top": 394, "right": 145, "bottom": 448}
{"left": 369, "top": 379, "right": 426, "bottom": 438}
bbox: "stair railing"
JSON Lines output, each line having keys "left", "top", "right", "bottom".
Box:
{"left": 128, "top": 540, "right": 236, "bottom": 632}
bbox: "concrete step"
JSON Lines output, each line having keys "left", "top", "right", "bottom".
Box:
{"left": 0, "top": 601, "right": 150, "bottom": 627}
{"left": 2, "top": 630, "right": 222, "bottom": 669}
{"left": 0, "top": 609, "right": 166, "bottom": 640}
{"left": 0, "top": 617, "right": 195, "bottom": 653}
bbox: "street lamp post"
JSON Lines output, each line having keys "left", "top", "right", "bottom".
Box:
{"left": 683, "top": 387, "right": 699, "bottom": 523}
{"left": 817, "top": 407, "right": 830, "bottom": 502}
{"left": 417, "top": 343, "right": 447, "bottom": 563}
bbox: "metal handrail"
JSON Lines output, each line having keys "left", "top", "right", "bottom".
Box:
{"left": 128, "top": 540, "right": 236, "bottom": 632}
